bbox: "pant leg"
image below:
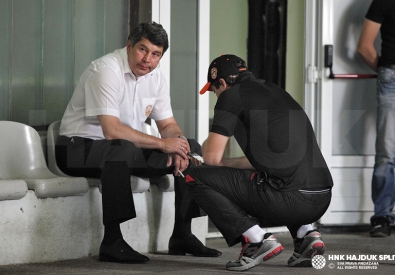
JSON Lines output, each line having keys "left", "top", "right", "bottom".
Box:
{"left": 144, "top": 139, "right": 203, "bottom": 221}
{"left": 173, "top": 139, "right": 203, "bottom": 221}
{"left": 100, "top": 160, "right": 136, "bottom": 223}
{"left": 56, "top": 137, "right": 149, "bottom": 224}
{"left": 185, "top": 166, "right": 261, "bottom": 246}
{"left": 278, "top": 190, "right": 331, "bottom": 239}
{"left": 56, "top": 136, "right": 203, "bottom": 225}
{"left": 372, "top": 67, "right": 395, "bottom": 223}
{"left": 185, "top": 166, "right": 331, "bottom": 246}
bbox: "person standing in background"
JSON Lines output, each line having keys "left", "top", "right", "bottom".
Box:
{"left": 358, "top": 0, "right": 395, "bottom": 237}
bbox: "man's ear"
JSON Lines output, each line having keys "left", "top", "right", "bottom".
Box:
{"left": 219, "top": 78, "right": 228, "bottom": 89}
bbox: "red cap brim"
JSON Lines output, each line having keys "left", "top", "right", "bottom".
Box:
{"left": 199, "top": 82, "right": 211, "bottom": 95}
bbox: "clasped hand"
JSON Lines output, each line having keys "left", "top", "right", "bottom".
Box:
{"left": 163, "top": 137, "right": 190, "bottom": 176}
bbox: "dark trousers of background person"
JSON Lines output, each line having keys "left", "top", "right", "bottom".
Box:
{"left": 55, "top": 136, "right": 202, "bottom": 226}
{"left": 185, "top": 165, "right": 332, "bottom": 247}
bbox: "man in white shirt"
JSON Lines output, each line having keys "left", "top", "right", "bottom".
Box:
{"left": 56, "top": 22, "right": 221, "bottom": 263}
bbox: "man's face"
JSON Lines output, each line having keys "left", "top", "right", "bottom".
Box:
{"left": 127, "top": 38, "right": 163, "bottom": 77}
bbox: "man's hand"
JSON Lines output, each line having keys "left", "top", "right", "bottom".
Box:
{"left": 161, "top": 137, "right": 190, "bottom": 176}
{"left": 167, "top": 153, "right": 189, "bottom": 176}
{"left": 99, "top": 115, "right": 191, "bottom": 175}
{"left": 161, "top": 137, "right": 190, "bottom": 156}
{"left": 156, "top": 117, "right": 191, "bottom": 175}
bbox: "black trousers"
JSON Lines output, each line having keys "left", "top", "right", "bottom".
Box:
{"left": 55, "top": 136, "right": 202, "bottom": 225}
{"left": 184, "top": 166, "right": 332, "bottom": 246}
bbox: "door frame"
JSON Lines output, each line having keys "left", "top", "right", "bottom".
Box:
{"left": 151, "top": 0, "right": 210, "bottom": 144}
{"left": 304, "top": 0, "right": 376, "bottom": 225}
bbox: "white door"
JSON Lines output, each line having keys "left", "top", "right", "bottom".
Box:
{"left": 305, "top": 0, "right": 381, "bottom": 225}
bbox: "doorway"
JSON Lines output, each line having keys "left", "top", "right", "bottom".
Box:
{"left": 305, "top": 0, "right": 381, "bottom": 225}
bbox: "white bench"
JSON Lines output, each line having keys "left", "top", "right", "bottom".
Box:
{"left": 0, "top": 121, "right": 207, "bottom": 266}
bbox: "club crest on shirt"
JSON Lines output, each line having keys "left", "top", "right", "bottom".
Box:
{"left": 145, "top": 105, "right": 153, "bottom": 117}
{"left": 211, "top": 67, "right": 218, "bottom": 80}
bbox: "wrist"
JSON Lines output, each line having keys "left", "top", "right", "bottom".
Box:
{"left": 178, "top": 135, "right": 187, "bottom": 141}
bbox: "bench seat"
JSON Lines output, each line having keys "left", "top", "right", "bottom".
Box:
{"left": 0, "top": 121, "right": 88, "bottom": 198}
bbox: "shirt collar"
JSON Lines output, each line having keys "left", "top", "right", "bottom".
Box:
{"left": 234, "top": 71, "right": 255, "bottom": 84}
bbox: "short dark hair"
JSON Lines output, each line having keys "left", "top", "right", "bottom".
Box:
{"left": 128, "top": 22, "right": 169, "bottom": 55}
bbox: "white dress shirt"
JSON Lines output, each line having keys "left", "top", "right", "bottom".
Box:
{"left": 59, "top": 47, "right": 173, "bottom": 140}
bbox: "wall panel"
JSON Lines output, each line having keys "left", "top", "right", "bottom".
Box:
{"left": 1, "top": 0, "right": 129, "bottom": 126}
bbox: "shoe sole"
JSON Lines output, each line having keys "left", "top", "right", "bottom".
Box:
{"left": 370, "top": 232, "right": 391, "bottom": 237}
{"left": 168, "top": 249, "right": 188, "bottom": 256}
{"left": 168, "top": 235, "right": 222, "bottom": 257}
{"left": 168, "top": 249, "right": 221, "bottom": 257}
{"left": 226, "top": 243, "right": 284, "bottom": 271}
{"left": 288, "top": 240, "right": 325, "bottom": 267}
{"left": 99, "top": 255, "right": 148, "bottom": 264}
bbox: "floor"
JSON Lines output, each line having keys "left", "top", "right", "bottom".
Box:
{"left": 1, "top": 227, "right": 394, "bottom": 275}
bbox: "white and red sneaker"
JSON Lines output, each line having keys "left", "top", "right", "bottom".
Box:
{"left": 226, "top": 233, "right": 284, "bottom": 271}
{"left": 287, "top": 230, "right": 326, "bottom": 267}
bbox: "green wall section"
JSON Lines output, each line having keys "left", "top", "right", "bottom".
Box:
{"left": 285, "top": 0, "right": 305, "bottom": 106}
{"left": 209, "top": 0, "right": 249, "bottom": 117}
{"left": 209, "top": 0, "right": 305, "bottom": 112}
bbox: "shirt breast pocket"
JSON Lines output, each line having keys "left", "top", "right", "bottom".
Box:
{"left": 139, "top": 97, "right": 156, "bottom": 122}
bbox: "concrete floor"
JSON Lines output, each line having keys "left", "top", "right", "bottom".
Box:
{"left": 1, "top": 228, "right": 394, "bottom": 275}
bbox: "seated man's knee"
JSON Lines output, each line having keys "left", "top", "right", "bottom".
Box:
{"left": 103, "top": 139, "right": 140, "bottom": 161}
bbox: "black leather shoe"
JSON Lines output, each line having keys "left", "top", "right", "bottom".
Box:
{"left": 168, "top": 234, "right": 222, "bottom": 257}
{"left": 99, "top": 239, "right": 149, "bottom": 263}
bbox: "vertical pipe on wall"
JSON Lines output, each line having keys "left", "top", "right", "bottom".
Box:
{"left": 247, "top": 0, "right": 265, "bottom": 79}
{"left": 263, "top": 1, "right": 281, "bottom": 85}
{"left": 71, "top": 0, "right": 76, "bottom": 99}
{"left": 40, "top": 0, "right": 45, "bottom": 125}
{"left": 129, "top": 0, "right": 139, "bottom": 32}
{"left": 8, "top": 1, "right": 13, "bottom": 120}
{"left": 103, "top": 0, "right": 107, "bottom": 54}
{"left": 72, "top": 0, "right": 77, "bottom": 89}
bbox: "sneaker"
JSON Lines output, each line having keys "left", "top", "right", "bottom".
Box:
{"left": 370, "top": 216, "right": 392, "bottom": 237}
{"left": 287, "top": 230, "right": 325, "bottom": 267}
{"left": 226, "top": 233, "right": 284, "bottom": 271}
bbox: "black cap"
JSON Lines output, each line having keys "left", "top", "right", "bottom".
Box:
{"left": 199, "top": 54, "right": 247, "bottom": 94}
